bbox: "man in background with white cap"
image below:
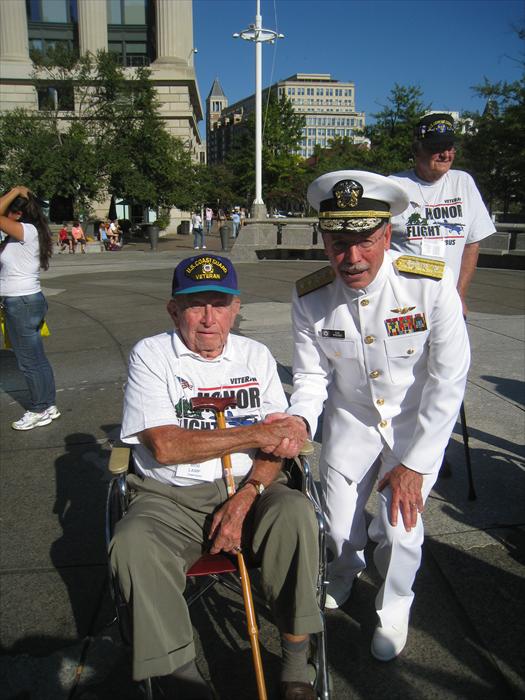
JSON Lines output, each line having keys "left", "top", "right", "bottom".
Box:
{"left": 285, "top": 171, "right": 470, "bottom": 661}
{"left": 389, "top": 113, "right": 495, "bottom": 315}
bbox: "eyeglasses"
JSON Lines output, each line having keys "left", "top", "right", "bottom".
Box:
{"left": 330, "top": 230, "right": 386, "bottom": 253}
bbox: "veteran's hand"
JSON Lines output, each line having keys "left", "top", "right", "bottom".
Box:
{"left": 208, "top": 488, "right": 255, "bottom": 555}
{"left": 260, "top": 413, "right": 308, "bottom": 458}
{"left": 378, "top": 464, "right": 424, "bottom": 532}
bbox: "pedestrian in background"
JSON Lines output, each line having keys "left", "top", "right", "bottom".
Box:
{"left": 231, "top": 209, "right": 241, "bottom": 239}
{"left": 0, "top": 186, "right": 60, "bottom": 430}
{"left": 57, "top": 222, "right": 71, "bottom": 253}
{"left": 71, "top": 220, "right": 87, "bottom": 253}
{"left": 192, "top": 211, "right": 205, "bottom": 249}
{"left": 205, "top": 206, "right": 213, "bottom": 236}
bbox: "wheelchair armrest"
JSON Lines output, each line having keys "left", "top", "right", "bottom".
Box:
{"left": 109, "top": 446, "right": 131, "bottom": 475}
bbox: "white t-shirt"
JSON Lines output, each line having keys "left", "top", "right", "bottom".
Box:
{"left": 121, "top": 330, "right": 287, "bottom": 486}
{"left": 389, "top": 169, "right": 496, "bottom": 283}
{"left": 0, "top": 223, "right": 41, "bottom": 296}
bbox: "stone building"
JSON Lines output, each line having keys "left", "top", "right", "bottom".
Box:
{"left": 0, "top": 0, "right": 203, "bottom": 226}
{"left": 206, "top": 72, "right": 366, "bottom": 165}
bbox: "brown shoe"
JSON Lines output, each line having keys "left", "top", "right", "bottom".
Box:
{"left": 280, "top": 681, "right": 316, "bottom": 699}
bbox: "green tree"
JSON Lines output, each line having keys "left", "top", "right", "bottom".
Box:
{"left": 225, "top": 94, "right": 306, "bottom": 209}
{"left": 362, "top": 84, "right": 429, "bottom": 174}
{"left": 459, "top": 75, "right": 525, "bottom": 214}
{"left": 2, "top": 50, "right": 197, "bottom": 216}
{"left": 0, "top": 110, "right": 101, "bottom": 216}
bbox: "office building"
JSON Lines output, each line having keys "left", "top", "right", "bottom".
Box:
{"left": 206, "top": 72, "right": 366, "bottom": 164}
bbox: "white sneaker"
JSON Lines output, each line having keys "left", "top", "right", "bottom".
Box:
{"left": 46, "top": 405, "right": 61, "bottom": 420}
{"left": 12, "top": 410, "right": 52, "bottom": 431}
{"left": 324, "top": 576, "right": 357, "bottom": 610}
{"left": 324, "top": 571, "right": 363, "bottom": 610}
{"left": 194, "top": 246, "right": 200, "bottom": 249}
{"left": 371, "top": 621, "right": 409, "bottom": 661}
{"left": 202, "top": 245, "right": 207, "bottom": 249}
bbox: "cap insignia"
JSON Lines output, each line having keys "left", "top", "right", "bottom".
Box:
{"left": 333, "top": 179, "right": 363, "bottom": 209}
{"left": 185, "top": 256, "right": 228, "bottom": 282}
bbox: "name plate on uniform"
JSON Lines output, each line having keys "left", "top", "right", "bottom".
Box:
{"left": 385, "top": 313, "right": 427, "bottom": 336}
{"left": 176, "top": 462, "right": 216, "bottom": 481}
{"left": 320, "top": 329, "right": 345, "bottom": 338}
{"left": 421, "top": 238, "right": 445, "bottom": 258}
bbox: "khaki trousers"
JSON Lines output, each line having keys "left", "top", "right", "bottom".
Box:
{"left": 110, "top": 473, "right": 322, "bottom": 680}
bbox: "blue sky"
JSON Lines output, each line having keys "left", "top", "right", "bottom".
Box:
{"left": 192, "top": 0, "right": 523, "bottom": 134}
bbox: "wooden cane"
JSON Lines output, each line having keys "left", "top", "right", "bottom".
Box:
{"left": 190, "top": 397, "right": 268, "bottom": 700}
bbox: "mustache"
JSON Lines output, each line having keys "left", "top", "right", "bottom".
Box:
{"left": 339, "top": 263, "right": 370, "bottom": 274}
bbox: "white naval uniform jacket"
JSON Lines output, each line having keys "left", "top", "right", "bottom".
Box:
{"left": 289, "top": 251, "right": 470, "bottom": 483}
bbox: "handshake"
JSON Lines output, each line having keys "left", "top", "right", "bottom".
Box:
{"left": 258, "top": 413, "right": 310, "bottom": 459}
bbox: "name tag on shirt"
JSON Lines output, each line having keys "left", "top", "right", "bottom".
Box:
{"left": 176, "top": 462, "right": 216, "bottom": 481}
{"left": 421, "top": 237, "right": 445, "bottom": 258}
{"left": 320, "top": 329, "right": 345, "bottom": 338}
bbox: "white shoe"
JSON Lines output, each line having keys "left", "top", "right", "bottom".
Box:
{"left": 371, "top": 621, "right": 409, "bottom": 661}
{"left": 46, "top": 405, "right": 61, "bottom": 420}
{"left": 194, "top": 246, "right": 200, "bottom": 249}
{"left": 324, "top": 576, "right": 357, "bottom": 610}
{"left": 202, "top": 245, "right": 206, "bottom": 249}
{"left": 12, "top": 410, "right": 52, "bottom": 431}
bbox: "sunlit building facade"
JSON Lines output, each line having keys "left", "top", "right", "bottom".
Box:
{"left": 206, "top": 72, "right": 366, "bottom": 165}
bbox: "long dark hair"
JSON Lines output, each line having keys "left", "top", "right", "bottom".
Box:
{"left": 8, "top": 195, "right": 53, "bottom": 270}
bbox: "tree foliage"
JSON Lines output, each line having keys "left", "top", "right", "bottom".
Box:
{"left": 1, "top": 50, "right": 197, "bottom": 216}
{"left": 225, "top": 94, "right": 306, "bottom": 208}
{"left": 360, "top": 84, "right": 428, "bottom": 174}
{"left": 458, "top": 75, "right": 525, "bottom": 214}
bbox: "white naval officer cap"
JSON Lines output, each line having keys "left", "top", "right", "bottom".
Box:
{"left": 307, "top": 170, "right": 409, "bottom": 234}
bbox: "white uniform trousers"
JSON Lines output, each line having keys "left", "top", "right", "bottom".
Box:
{"left": 320, "top": 444, "right": 440, "bottom": 627}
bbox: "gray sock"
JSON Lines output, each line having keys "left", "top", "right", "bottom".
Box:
{"left": 280, "top": 637, "right": 310, "bottom": 683}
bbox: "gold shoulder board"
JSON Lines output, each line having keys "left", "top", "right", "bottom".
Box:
{"left": 296, "top": 266, "right": 336, "bottom": 297}
{"left": 394, "top": 255, "right": 445, "bottom": 280}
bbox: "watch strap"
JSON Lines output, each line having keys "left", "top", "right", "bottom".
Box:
{"left": 244, "top": 478, "right": 265, "bottom": 496}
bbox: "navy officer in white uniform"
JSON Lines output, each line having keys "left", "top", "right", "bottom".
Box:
{"left": 287, "top": 171, "right": 470, "bottom": 661}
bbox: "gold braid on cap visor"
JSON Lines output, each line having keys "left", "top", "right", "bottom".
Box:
{"left": 319, "top": 215, "right": 388, "bottom": 232}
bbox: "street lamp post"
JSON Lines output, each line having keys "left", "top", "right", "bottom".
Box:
{"left": 233, "top": 0, "right": 284, "bottom": 220}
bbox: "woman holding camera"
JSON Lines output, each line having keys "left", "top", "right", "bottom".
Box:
{"left": 0, "top": 186, "right": 60, "bottom": 430}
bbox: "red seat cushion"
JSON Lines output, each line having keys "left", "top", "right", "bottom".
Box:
{"left": 187, "top": 553, "right": 237, "bottom": 577}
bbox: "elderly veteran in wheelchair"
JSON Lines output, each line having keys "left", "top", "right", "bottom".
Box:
{"left": 109, "top": 254, "right": 321, "bottom": 700}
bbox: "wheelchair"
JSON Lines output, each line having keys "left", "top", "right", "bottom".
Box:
{"left": 105, "top": 442, "right": 330, "bottom": 700}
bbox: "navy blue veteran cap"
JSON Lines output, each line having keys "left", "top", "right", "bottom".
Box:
{"left": 415, "top": 113, "right": 455, "bottom": 151}
{"left": 307, "top": 170, "right": 409, "bottom": 234}
{"left": 172, "top": 255, "right": 240, "bottom": 296}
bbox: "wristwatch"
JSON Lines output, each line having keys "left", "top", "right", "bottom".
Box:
{"left": 244, "top": 478, "right": 265, "bottom": 496}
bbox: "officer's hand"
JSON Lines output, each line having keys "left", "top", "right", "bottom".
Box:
{"left": 260, "top": 413, "right": 307, "bottom": 458}
{"left": 378, "top": 464, "right": 424, "bottom": 532}
{"left": 208, "top": 489, "right": 255, "bottom": 555}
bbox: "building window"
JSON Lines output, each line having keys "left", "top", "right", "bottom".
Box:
{"left": 109, "top": 40, "right": 149, "bottom": 66}
{"left": 27, "top": 0, "right": 77, "bottom": 23}
{"left": 37, "top": 84, "right": 74, "bottom": 111}
{"left": 108, "top": 0, "right": 146, "bottom": 25}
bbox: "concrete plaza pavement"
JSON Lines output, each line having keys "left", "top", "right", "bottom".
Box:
{"left": 1, "top": 235, "right": 524, "bottom": 699}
